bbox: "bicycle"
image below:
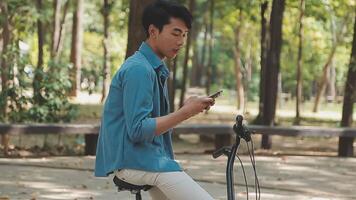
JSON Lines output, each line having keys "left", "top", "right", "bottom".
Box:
{"left": 212, "top": 115, "right": 261, "bottom": 200}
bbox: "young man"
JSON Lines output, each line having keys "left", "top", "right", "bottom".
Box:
{"left": 95, "top": 1, "right": 214, "bottom": 199}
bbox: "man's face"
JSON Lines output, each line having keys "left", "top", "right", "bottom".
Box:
{"left": 150, "top": 18, "right": 189, "bottom": 59}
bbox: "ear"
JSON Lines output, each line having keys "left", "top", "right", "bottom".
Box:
{"left": 148, "top": 24, "right": 159, "bottom": 39}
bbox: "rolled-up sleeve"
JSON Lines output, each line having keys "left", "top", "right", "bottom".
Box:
{"left": 122, "top": 64, "right": 156, "bottom": 143}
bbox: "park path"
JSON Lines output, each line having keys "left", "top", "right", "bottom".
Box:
{"left": 1, "top": 154, "right": 355, "bottom": 200}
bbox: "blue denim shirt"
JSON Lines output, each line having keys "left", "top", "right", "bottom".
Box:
{"left": 95, "top": 42, "right": 181, "bottom": 177}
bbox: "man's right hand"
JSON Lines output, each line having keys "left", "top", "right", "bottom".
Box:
{"left": 155, "top": 96, "right": 215, "bottom": 136}
{"left": 181, "top": 96, "right": 215, "bottom": 118}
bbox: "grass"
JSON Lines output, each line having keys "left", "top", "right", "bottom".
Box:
{"left": 74, "top": 104, "right": 103, "bottom": 123}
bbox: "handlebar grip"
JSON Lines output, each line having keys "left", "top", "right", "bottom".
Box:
{"left": 212, "top": 146, "right": 231, "bottom": 159}
{"left": 212, "top": 148, "right": 225, "bottom": 159}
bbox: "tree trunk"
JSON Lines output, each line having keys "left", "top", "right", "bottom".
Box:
{"left": 245, "top": 43, "right": 252, "bottom": 82}
{"left": 324, "top": 0, "right": 337, "bottom": 104}
{"left": 233, "top": 11, "right": 245, "bottom": 111}
{"left": 33, "top": 0, "right": 45, "bottom": 105}
{"left": 255, "top": 1, "right": 268, "bottom": 124}
{"left": 200, "top": 21, "right": 209, "bottom": 87}
{"left": 261, "top": 0, "right": 285, "bottom": 149}
{"left": 70, "top": 0, "right": 84, "bottom": 97}
{"left": 51, "top": 0, "right": 70, "bottom": 147}
{"left": 51, "top": 0, "right": 70, "bottom": 60}
{"left": 205, "top": 0, "right": 214, "bottom": 95}
{"left": 168, "top": 57, "right": 178, "bottom": 112}
{"left": 312, "top": 47, "right": 336, "bottom": 112}
{"left": 190, "top": 36, "right": 199, "bottom": 87}
{"left": 125, "top": 0, "right": 155, "bottom": 59}
{"left": 338, "top": 13, "right": 356, "bottom": 157}
{"left": 244, "top": 43, "right": 252, "bottom": 114}
{"left": 101, "top": 0, "right": 111, "bottom": 103}
{"left": 179, "top": 0, "right": 195, "bottom": 108}
{"left": 0, "top": 1, "right": 10, "bottom": 108}
{"left": 295, "top": 0, "right": 304, "bottom": 125}
{"left": 313, "top": 8, "right": 350, "bottom": 112}
{"left": 51, "top": 0, "right": 61, "bottom": 58}
{"left": 189, "top": 17, "right": 202, "bottom": 87}
{"left": 167, "top": 58, "right": 175, "bottom": 112}
{"left": 326, "top": 63, "right": 336, "bottom": 101}
{"left": 167, "top": 57, "right": 179, "bottom": 140}
{"left": 277, "top": 72, "right": 282, "bottom": 108}
{"left": 0, "top": 1, "right": 10, "bottom": 155}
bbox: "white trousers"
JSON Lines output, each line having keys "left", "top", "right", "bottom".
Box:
{"left": 115, "top": 169, "right": 214, "bottom": 200}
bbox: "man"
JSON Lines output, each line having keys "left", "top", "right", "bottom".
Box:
{"left": 95, "top": 1, "right": 214, "bottom": 199}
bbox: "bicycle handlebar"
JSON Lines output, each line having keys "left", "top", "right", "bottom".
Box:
{"left": 212, "top": 146, "right": 231, "bottom": 159}
{"left": 212, "top": 115, "right": 255, "bottom": 200}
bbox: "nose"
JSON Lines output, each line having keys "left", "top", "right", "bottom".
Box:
{"left": 177, "top": 35, "right": 186, "bottom": 47}
{"left": 177, "top": 34, "right": 188, "bottom": 47}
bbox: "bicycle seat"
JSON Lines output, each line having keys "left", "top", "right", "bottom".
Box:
{"left": 113, "top": 176, "right": 152, "bottom": 192}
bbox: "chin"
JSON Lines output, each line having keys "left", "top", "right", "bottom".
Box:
{"left": 166, "top": 54, "right": 177, "bottom": 59}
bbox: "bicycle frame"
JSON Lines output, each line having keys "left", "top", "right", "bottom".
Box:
{"left": 226, "top": 136, "right": 241, "bottom": 200}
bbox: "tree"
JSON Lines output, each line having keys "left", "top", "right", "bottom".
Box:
{"left": 261, "top": 0, "right": 285, "bottom": 149}
{"left": 233, "top": 10, "right": 245, "bottom": 111}
{"left": 295, "top": 0, "right": 305, "bottom": 124}
{"left": 51, "top": 0, "right": 70, "bottom": 59}
{"left": 0, "top": 0, "right": 11, "bottom": 155}
{"left": 189, "top": 2, "right": 208, "bottom": 88}
{"left": 33, "top": 0, "right": 44, "bottom": 105}
{"left": 51, "top": 0, "right": 61, "bottom": 58}
{"left": 312, "top": 6, "right": 351, "bottom": 113}
{"left": 101, "top": 0, "right": 113, "bottom": 102}
{"left": 125, "top": 0, "right": 155, "bottom": 59}
{"left": 70, "top": 0, "right": 84, "bottom": 97}
{"left": 338, "top": 12, "right": 356, "bottom": 157}
{"left": 205, "top": 0, "right": 214, "bottom": 95}
{"left": 199, "top": 19, "right": 209, "bottom": 87}
{"left": 167, "top": 58, "right": 178, "bottom": 112}
{"left": 0, "top": 1, "right": 10, "bottom": 113}
{"left": 189, "top": 30, "right": 201, "bottom": 87}
{"left": 179, "top": 0, "right": 195, "bottom": 108}
{"left": 255, "top": 1, "right": 268, "bottom": 124}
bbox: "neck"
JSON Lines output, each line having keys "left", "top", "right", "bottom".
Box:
{"left": 145, "top": 39, "right": 165, "bottom": 60}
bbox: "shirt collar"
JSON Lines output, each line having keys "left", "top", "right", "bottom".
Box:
{"left": 138, "top": 42, "right": 170, "bottom": 78}
{"left": 139, "top": 42, "right": 164, "bottom": 70}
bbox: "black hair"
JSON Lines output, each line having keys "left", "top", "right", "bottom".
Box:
{"left": 142, "top": 0, "right": 192, "bottom": 38}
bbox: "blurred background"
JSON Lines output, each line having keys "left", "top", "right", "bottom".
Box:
{"left": 0, "top": 0, "right": 355, "bottom": 158}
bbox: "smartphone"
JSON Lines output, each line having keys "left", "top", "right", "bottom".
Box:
{"left": 209, "top": 90, "right": 223, "bottom": 99}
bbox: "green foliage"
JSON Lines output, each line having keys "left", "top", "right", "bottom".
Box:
{"left": 2, "top": 0, "right": 355, "bottom": 125}
{"left": 28, "top": 61, "right": 78, "bottom": 123}
{"left": 211, "top": 0, "right": 261, "bottom": 100}
{"left": 280, "top": 0, "right": 354, "bottom": 100}
{"left": 0, "top": 44, "right": 31, "bottom": 123}
{"left": 247, "top": 73, "right": 260, "bottom": 102}
{"left": 0, "top": 46, "right": 77, "bottom": 123}
{"left": 0, "top": 0, "right": 77, "bottom": 123}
